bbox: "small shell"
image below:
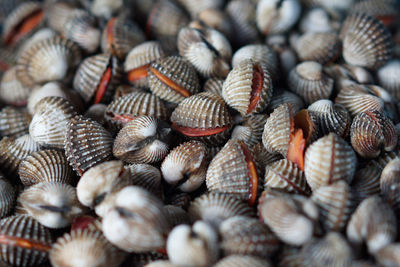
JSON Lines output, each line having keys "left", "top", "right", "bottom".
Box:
{"left": 304, "top": 133, "right": 357, "bottom": 190}
{"left": 73, "top": 53, "right": 122, "bottom": 104}
{"left": 377, "top": 60, "right": 400, "bottom": 101}
{"left": 0, "top": 107, "right": 30, "bottom": 138}
{"left": 0, "top": 175, "right": 15, "bottom": 219}
{"left": 214, "top": 255, "right": 272, "bottom": 267}
{"left": 171, "top": 92, "right": 233, "bottom": 146}
{"left": 231, "top": 114, "right": 268, "bottom": 148}
{"left": 148, "top": 56, "right": 200, "bottom": 104}
{"left": 18, "top": 149, "right": 74, "bottom": 186}
{"left": 161, "top": 140, "right": 207, "bottom": 192}
{"left": 113, "top": 116, "right": 171, "bottom": 164}
{"left": 267, "top": 89, "right": 304, "bottom": 114}
{"left": 203, "top": 77, "right": 224, "bottom": 96}
{"left": 288, "top": 61, "right": 334, "bottom": 104}
{"left": 16, "top": 36, "right": 81, "bottom": 87}
{"left": 340, "top": 12, "right": 393, "bottom": 69}
{"left": 65, "top": 115, "right": 114, "bottom": 176}
{"left": 346, "top": 196, "right": 397, "bottom": 254}
{"left": 206, "top": 139, "right": 261, "bottom": 206}
{"left": 350, "top": 110, "right": 397, "bottom": 158}
{"left": 0, "top": 66, "right": 31, "bottom": 106}
{"left": 101, "top": 17, "right": 145, "bottom": 60}
{"left": 50, "top": 229, "right": 125, "bottom": 267}
{"left": 295, "top": 32, "right": 341, "bottom": 64}
{"left": 219, "top": 216, "right": 280, "bottom": 258}
{"left": 222, "top": 60, "right": 273, "bottom": 116}
{"left": 0, "top": 215, "right": 53, "bottom": 267}
{"left": 380, "top": 158, "right": 400, "bottom": 213}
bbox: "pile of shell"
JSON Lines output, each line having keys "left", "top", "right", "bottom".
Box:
{"left": 0, "top": 0, "right": 400, "bottom": 266}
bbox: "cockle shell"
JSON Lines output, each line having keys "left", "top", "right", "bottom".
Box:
{"left": 231, "top": 114, "right": 268, "bottom": 148}
{"left": 203, "top": 77, "right": 224, "bottom": 96}
{"left": 45, "top": 1, "right": 77, "bottom": 33}
{"left": 377, "top": 60, "right": 400, "bottom": 101}
{"left": 380, "top": 158, "right": 400, "bottom": 213}
{"left": 0, "top": 66, "right": 31, "bottom": 106}
{"left": 351, "top": 0, "right": 398, "bottom": 26}
{"left": 0, "top": 174, "right": 15, "bottom": 219}
{"left": 176, "top": 0, "right": 224, "bottom": 17}
{"left": 375, "top": 243, "right": 400, "bottom": 267}
{"left": 295, "top": 32, "right": 341, "bottom": 64}
{"left": 0, "top": 106, "right": 30, "bottom": 138}
{"left": 299, "top": 7, "right": 334, "bottom": 33}
{"left": 351, "top": 161, "right": 382, "bottom": 203}
{"left": 252, "top": 142, "right": 283, "bottom": 171}
{"left": 214, "top": 255, "right": 272, "bottom": 267}
{"left": 267, "top": 89, "right": 304, "bottom": 114}
{"left": 125, "top": 163, "right": 163, "bottom": 199}
{"left": 197, "top": 8, "right": 233, "bottom": 39}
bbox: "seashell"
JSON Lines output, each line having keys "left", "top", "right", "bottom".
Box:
{"left": 50, "top": 229, "right": 126, "bottom": 267}
{"left": 65, "top": 115, "right": 114, "bottom": 176}
{"left": 252, "top": 142, "right": 283, "bottom": 171}
{"left": 188, "top": 192, "right": 254, "bottom": 228}
{"left": 113, "top": 116, "right": 171, "bottom": 164}
{"left": 105, "top": 91, "right": 169, "bottom": 130}
{"left": 73, "top": 53, "right": 122, "bottom": 104}
{"left": 214, "top": 255, "right": 272, "bottom": 267}
{"left": 264, "top": 159, "right": 310, "bottom": 195}
{"left": 197, "top": 8, "right": 233, "bottom": 39}
{"left": 278, "top": 245, "right": 301, "bottom": 267}
{"left": 231, "top": 114, "right": 268, "bottom": 148}
{"left": 377, "top": 60, "right": 400, "bottom": 101}
{"left": 222, "top": 59, "right": 273, "bottom": 116}
{"left": 0, "top": 174, "right": 15, "bottom": 219}
{"left": 16, "top": 36, "right": 81, "bottom": 87}
{"left": 256, "top": 0, "right": 301, "bottom": 35}
{"left": 304, "top": 133, "right": 357, "bottom": 190}
{"left": 299, "top": 8, "right": 334, "bottom": 33}
{"left": 163, "top": 205, "right": 190, "bottom": 227}
{"left": 375, "top": 243, "right": 400, "bottom": 267}
{"left": 0, "top": 134, "right": 40, "bottom": 180}
{"left": 346, "top": 196, "right": 397, "bottom": 254}
{"left": 90, "top": 0, "right": 127, "bottom": 19}
{"left": 171, "top": 92, "right": 233, "bottom": 146}
{"left": 0, "top": 106, "right": 30, "bottom": 138}
{"left": 0, "top": 215, "right": 53, "bottom": 267}
{"left": 15, "top": 27, "right": 57, "bottom": 59}
{"left": 122, "top": 251, "right": 168, "bottom": 267}
{"left": 148, "top": 56, "right": 200, "bottom": 104}
{"left": 176, "top": 0, "right": 224, "bottom": 17}
{"left": 219, "top": 216, "right": 280, "bottom": 258}
{"left": 45, "top": 1, "right": 77, "bottom": 33}
{"left": 125, "top": 41, "right": 166, "bottom": 87}
{"left": 18, "top": 182, "right": 84, "bottom": 228}
{"left": 308, "top": 100, "right": 351, "bottom": 138}
{"left": 267, "top": 89, "right": 304, "bottom": 114}
{"left": 166, "top": 192, "right": 192, "bottom": 210}
{"left": 2, "top": 2, "right": 44, "bottom": 46}
{"left": 311, "top": 181, "right": 353, "bottom": 232}
{"left": 351, "top": 161, "right": 382, "bottom": 203}
{"left": 161, "top": 140, "right": 207, "bottom": 192}
{"left": 84, "top": 104, "right": 107, "bottom": 127}
{"left": 299, "top": 232, "right": 353, "bottom": 267}
{"left": 29, "top": 96, "right": 77, "bottom": 149}
{"left": 351, "top": 0, "right": 398, "bottom": 26}
{"left": 101, "top": 17, "right": 145, "bottom": 60}
{"left": 102, "top": 186, "right": 170, "bottom": 253}
{"left": 339, "top": 12, "right": 393, "bottom": 70}
{"left": 125, "top": 163, "right": 163, "bottom": 199}
{"left": 167, "top": 221, "right": 219, "bottom": 266}
{"left": 295, "top": 32, "right": 341, "bottom": 64}
{"left": 350, "top": 110, "right": 397, "bottom": 158}
{"left": 0, "top": 66, "right": 30, "bottom": 106}
{"left": 206, "top": 139, "right": 261, "bottom": 206}
{"left": 380, "top": 158, "right": 400, "bottom": 213}
{"left": 203, "top": 77, "right": 224, "bottom": 96}
{"left": 288, "top": 61, "right": 334, "bottom": 104}
{"left": 177, "top": 25, "right": 231, "bottom": 78}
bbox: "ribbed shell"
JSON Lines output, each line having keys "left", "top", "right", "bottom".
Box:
{"left": 18, "top": 149, "right": 74, "bottom": 186}
{"left": 352, "top": 0, "right": 398, "bottom": 26}
{"left": 351, "top": 162, "right": 382, "bottom": 203}
{"left": 203, "top": 78, "right": 224, "bottom": 96}
{"left": 340, "top": 12, "right": 393, "bottom": 69}
{"left": 125, "top": 163, "right": 163, "bottom": 199}
{"left": 148, "top": 56, "right": 200, "bottom": 104}
{"left": 350, "top": 110, "right": 397, "bottom": 158}
{"left": 288, "top": 61, "right": 333, "bottom": 104}
{"left": 29, "top": 96, "right": 77, "bottom": 149}
{"left": 163, "top": 205, "right": 190, "bottom": 228}
{"left": 231, "top": 114, "right": 268, "bottom": 148}
{"left": 267, "top": 90, "right": 304, "bottom": 114}
{"left": 0, "top": 67, "right": 30, "bottom": 106}
{"left": 50, "top": 229, "right": 125, "bottom": 267}
{"left": 104, "top": 91, "right": 169, "bottom": 130}
{"left": 170, "top": 92, "right": 233, "bottom": 146}
{"left": 295, "top": 32, "right": 341, "bottom": 64}
{"left": 0, "top": 176, "right": 15, "bottom": 219}
{"left": 101, "top": 17, "right": 145, "bottom": 60}
{"left": 206, "top": 139, "right": 261, "bottom": 205}
{"left": 375, "top": 243, "right": 400, "bottom": 267}
{"left": 214, "top": 255, "right": 271, "bottom": 267}
{"left": 304, "top": 133, "right": 357, "bottom": 190}
{"left": 16, "top": 36, "right": 81, "bottom": 87}
{"left": 65, "top": 115, "right": 113, "bottom": 176}
{"left": 222, "top": 60, "right": 272, "bottom": 116}
{"left": 252, "top": 142, "right": 283, "bottom": 171}
{"left": 0, "top": 215, "right": 52, "bottom": 267}
{"left": 264, "top": 159, "right": 310, "bottom": 195}
{"left": 219, "top": 216, "right": 280, "bottom": 258}
{"left": 380, "top": 158, "right": 400, "bottom": 213}
{"left": 311, "top": 181, "right": 353, "bottom": 232}
{"left": 0, "top": 107, "right": 30, "bottom": 138}
{"left": 73, "top": 53, "right": 122, "bottom": 104}
{"left": 44, "top": 2, "right": 76, "bottom": 33}
{"left": 377, "top": 60, "right": 400, "bottom": 101}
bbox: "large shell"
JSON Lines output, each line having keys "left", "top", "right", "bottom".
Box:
{"left": 340, "top": 12, "right": 393, "bottom": 69}
{"left": 380, "top": 158, "right": 400, "bottom": 213}
{"left": 148, "top": 56, "right": 200, "bottom": 104}
{"left": 16, "top": 36, "right": 81, "bottom": 87}
{"left": 222, "top": 60, "right": 273, "bottom": 116}
{"left": 0, "top": 215, "right": 53, "bottom": 267}
{"left": 0, "top": 106, "right": 30, "bottom": 138}
{"left": 65, "top": 115, "right": 114, "bottom": 176}
{"left": 0, "top": 175, "right": 15, "bottom": 219}
{"left": 0, "top": 66, "right": 31, "bottom": 106}
{"left": 29, "top": 96, "right": 77, "bottom": 149}
{"left": 288, "top": 61, "right": 334, "bottom": 104}
{"left": 214, "top": 255, "right": 272, "bottom": 267}
{"left": 73, "top": 53, "right": 122, "bottom": 104}
{"left": 170, "top": 92, "right": 233, "bottom": 146}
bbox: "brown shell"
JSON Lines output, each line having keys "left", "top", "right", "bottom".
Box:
{"left": 0, "top": 107, "right": 30, "bottom": 138}
{"left": 0, "top": 66, "right": 31, "bottom": 107}
{"left": 125, "top": 163, "right": 163, "bottom": 200}
{"left": 0, "top": 175, "right": 15, "bottom": 219}
{"left": 377, "top": 60, "right": 400, "bottom": 101}
{"left": 231, "top": 114, "right": 268, "bottom": 148}
{"left": 304, "top": 133, "right": 357, "bottom": 190}
{"left": 44, "top": 1, "right": 77, "bottom": 33}
{"left": 340, "top": 12, "right": 393, "bottom": 69}
{"left": 351, "top": 161, "right": 382, "bottom": 204}
{"left": 170, "top": 92, "right": 233, "bottom": 146}
{"left": 380, "top": 157, "right": 400, "bottom": 213}
{"left": 352, "top": 0, "right": 398, "bottom": 26}
{"left": 73, "top": 53, "right": 122, "bottom": 104}
{"left": 252, "top": 142, "right": 283, "bottom": 171}
{"left": 267, "top": 89, "right": 305, "bottom": 114}
{"left": 203, "top": 77, "right": 224, "bottom": 96}
{"left": 16, "top": 36, "right": 81, "bottom": 87}
{"left": 163, "top": 205, "right": 190, "bottom": 228}
{"left": 65, "top": 115, "right": 114, "bottom": 176}
{"left": 18, "top": 149, "right": 74, "bottom": 186}
{"left": 148, "top": 56, "right": 200, "bottom": 104}
{"left": 375, "top": 243, "right": 400, "bottom": 267}
{"left": 222, "top": 60, "right": 273, "bottom": 116}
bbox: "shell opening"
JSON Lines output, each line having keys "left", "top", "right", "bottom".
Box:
{"left": 150, "top": 66, "right": 191, "bottom": 97}
{"left": 108, "top": 112, "right": 137, "bottom": 124}
{"left": 127, "top": 63, "right": 150, "bottom": 82}
{"left": 239, "top": 141, "right": 258, "bottom": 206}
{"left": 172, "top": 122, "right": 229, "bottom": 137}
{"left": 94, "top": 66, "right": 112, "bottom": 104}
{"left": 106, "top": 18, "right": 116, "bottom": 49}
{"left": 4, "top": 9, "right": 44, "bottom": 45}
{"left": 247, "top": 63, "right": 264, "bottom": 114}
{"left": 0, "top": 234, "right": 51, "bottom": 252}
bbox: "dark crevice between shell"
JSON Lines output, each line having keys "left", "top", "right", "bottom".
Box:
{"left": 239, "top": 140, "right": 258, "bottom": 206}
{"left": 172, "top": 122, "right": 230, "bottom": 137}
{"left": 247, "top": 63, "right": 264, "bottom": 114}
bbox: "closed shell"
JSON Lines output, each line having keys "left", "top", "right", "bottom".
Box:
{"left": 0, "top": 107, "right": 30, "bottom": 138}
{"left": 0, "top": 67, "right": 31, "bottom": 107}
{"left": 267, "top": 90, "right": 304, "bottom": 114}
{"left": 351, "top": 161, "right": 382, "bottom": 203}
{"left": 0, "top": 175, "right": 15, "bottom": 219}
{"left": 125, "top": 163, "right": 163, "bottom": 199}
{"left": 380, "top": 158, "right": 400, "bottom": 213}
{"left": 231, "top": 114, "right": 268, "bottom": 148}
{"left": 377, "top": 60, "right": 400, "bottom": 101}
{"left": 295, "top": 32, "right": 341, "bottom": 64}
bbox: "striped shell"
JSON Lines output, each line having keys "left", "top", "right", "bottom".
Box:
{"left": 380, "top": 158, "right": 400, "bottom": 213}
{"left": 231, "top": 114, "right": 268, "bottom": 148}
{"left": 351, "top": 161, "right": 382, "bottom": 203}
{"left": 0, "top": 67, "right": 31, "bottom": 107}
{"left": 222, "top": 60, "right": 273, "bottom": 116}
{"left": 203, "top": 77, "right": 224, "bottom": 96}
{"left": 0, "top": 107, "right": 30, "bottom": 138}
{"left": 214, "top": 255, "right": 271, "bottom": 267}
{"left": 304, "top": 133, "right": 357, "bottom": 190}
{"left": 295, "top": 32, "right": 341, "bottom": 64}
{"left": 377, "top": 60, "right": 400, "bottom": 101}
{"left": 0, "top": 175, "right": 15, "bottom": 219}
{"left": 268, "top": 90, "right": 304, "bottom": 114}
{"left": 125, "top": 163, "right": 163, "bottom": 199}
{"left": 252, "top": 142, "right": 283, "bottom": 171}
